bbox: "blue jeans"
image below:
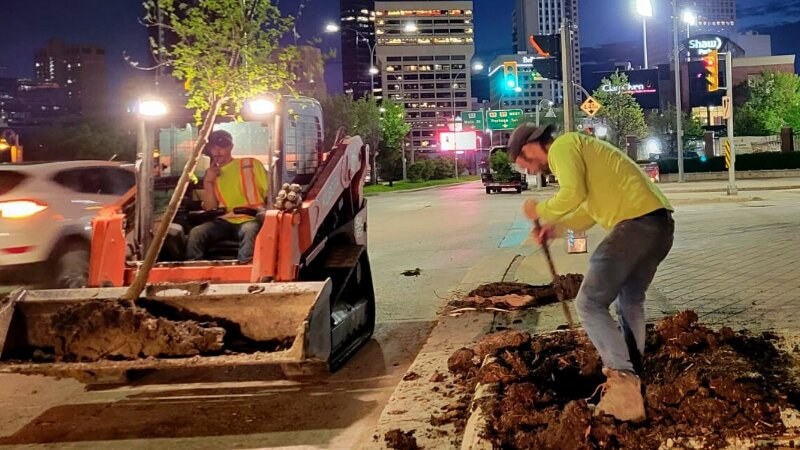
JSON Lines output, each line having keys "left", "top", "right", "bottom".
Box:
{"left": 185, "top": 219, "right": 261, "bottom": 261}
{"left": 574, "top": 211, "right": 674, "bottom": 373}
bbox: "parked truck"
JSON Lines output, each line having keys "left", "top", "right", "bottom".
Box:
{"left": 480, "top": 146, "right": 528, "bottom": 194}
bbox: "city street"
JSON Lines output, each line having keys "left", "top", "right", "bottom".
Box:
{"left": 0, "top": 180, "right": 799, "bottom": 449}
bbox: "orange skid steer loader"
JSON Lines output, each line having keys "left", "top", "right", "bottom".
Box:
{"left": 0, "top": 97, "right": 376, "bottom": 383}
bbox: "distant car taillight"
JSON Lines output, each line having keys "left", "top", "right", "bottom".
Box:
{"left": 0, "top": 200, "right": 49, "bottom": 219}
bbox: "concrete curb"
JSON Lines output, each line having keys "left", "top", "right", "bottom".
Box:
{"left": 364, "top": 180, "right": 481, "bottom": 196}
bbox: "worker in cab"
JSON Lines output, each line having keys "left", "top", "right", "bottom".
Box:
{"left": 507, "top": 123, "right": 674, "bottom": 423}
{"left": 186, "top": 130, "right": 269, "bottom": 262}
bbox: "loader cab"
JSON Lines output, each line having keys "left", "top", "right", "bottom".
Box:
{"left": 143, "top": 96, "right": 327, "bottom": 263}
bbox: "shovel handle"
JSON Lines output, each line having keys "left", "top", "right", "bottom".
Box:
{"left": 533, "top": 219, "right": 576, "bottom": 329}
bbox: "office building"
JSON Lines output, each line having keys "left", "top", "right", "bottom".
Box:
{"left": 375, "top": 1, "right": 475, "bottom": 154}
{"left": 340, "top": 0, "right": 377, "bottom": 98}
{"left": 34, "top": 39, "right": 108, "bottom": 117}
{"left": 511, "top": 0, "right": 581, "bottom": 97}
{"left": 488, "top": 53, "right": 562, "bottom": 112}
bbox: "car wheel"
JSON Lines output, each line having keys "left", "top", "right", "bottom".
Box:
{"left": 52, "top": 241, "right": 90, "bottom": 289}
{"left": 486, "top": 187, "right": 491, "bottom": 194}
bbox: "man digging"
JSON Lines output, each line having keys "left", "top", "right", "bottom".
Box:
{"left": 507, "top": 123, "right": 675, "bottom": 423}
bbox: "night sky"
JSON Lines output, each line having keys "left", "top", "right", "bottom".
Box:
{"left": 1, "top": 0, "right": 797, "bottom": 96}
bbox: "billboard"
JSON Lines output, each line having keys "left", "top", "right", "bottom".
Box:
{"left": 439, "top": 131, "right": 477, "bottom": 151}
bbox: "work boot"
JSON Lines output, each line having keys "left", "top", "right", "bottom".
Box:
{"left": 594, "top": 368, "right": 646, "bottom": 423}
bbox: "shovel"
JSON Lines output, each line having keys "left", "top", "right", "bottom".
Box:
{"left": 533, "top": 219, "right": 576, "bottom": 329}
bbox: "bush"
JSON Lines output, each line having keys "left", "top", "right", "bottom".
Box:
{"left": 408, "top": 160, "right": 436, "bottom": 182}
{"left": 432, "top": 157, "right": 455, "bottom": 180}
{"left": 656, "top": 152, "right": 800, "bottom": 174}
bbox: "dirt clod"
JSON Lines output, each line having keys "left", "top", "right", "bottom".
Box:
{"left": 51, "top": 301, "right": 225, "bottom": 362}
{"left": 384, "top": 429, "right": 420, "bottom": 450}
{"left": 454, "top": 274, "right": 583, "bottom": 311}
{"left": 430, "top": 371, "right": 446, "bottom": 382}
{"left": 403, "top": 371, "right": 422, "bottom": 381}
{"left": 444, "top": 311, "right": 800, "bottom": 449}
{"left": 447, "top": 347, "right": 477, "bottom": 375}
{"left": 473, "top": 329, "right": 531, "bottom": 360}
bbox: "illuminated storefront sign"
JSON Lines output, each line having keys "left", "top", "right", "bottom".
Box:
{"left": 601, "top": 83, "right": 657, "bottom": 95}
{"left": 685, "top": 35, "right": 728, "bottom": 57}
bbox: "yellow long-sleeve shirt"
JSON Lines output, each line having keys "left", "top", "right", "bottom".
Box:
{"left": 534, "top": 132, "right": 672, "bottom": 231}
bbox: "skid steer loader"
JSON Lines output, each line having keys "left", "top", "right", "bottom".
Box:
{"left": 0, "top": 96, "right": 376, "bottom": 383}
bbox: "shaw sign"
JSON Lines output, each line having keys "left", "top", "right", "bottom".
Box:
{"left": 685, "top": 35, "right": 727, "bottom": 57}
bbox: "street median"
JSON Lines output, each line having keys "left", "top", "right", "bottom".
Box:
{"left": 364, "top": 176, "right": 480, "bottom": 196}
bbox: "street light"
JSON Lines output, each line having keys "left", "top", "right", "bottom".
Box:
{"left": 682, "top": 10, "right": 697, "bottom": 38}
{"left": 635, "top": 0, "right": 653, "bottom": 69}
{"left": 324, "top": 22, "right": 378, "bottom": 97}
{"left": 472, "top": 62, "right": 484, "bottom": 72}
{"left": 535, "top": 99, "right": 555, "bottom": 126}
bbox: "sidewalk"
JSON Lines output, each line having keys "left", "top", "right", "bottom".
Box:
{"left": 657, "top": 176, "right": 800, "bottom": 193}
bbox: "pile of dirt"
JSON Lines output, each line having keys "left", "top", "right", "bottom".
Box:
{"left": 451, "top": 274, "right": 583, "bottom": 310}
{"left": 51, "top": 300, "right": 226, "bottom": 362}
{"left": 384, "top": 429, "right": 420, "bottom": 450}
{"left": 447, "top": 311, "right": 800, "bottom": 449}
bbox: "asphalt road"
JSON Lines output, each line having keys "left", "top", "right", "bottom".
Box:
{"left": 0, "top": 181, "right": 531, "bottom": 450}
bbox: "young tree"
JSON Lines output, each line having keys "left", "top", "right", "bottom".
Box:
{"left": 592, "top": 72, "right": 648, "bottom": 149}
{"left": 377, "top": 100, "right": 411, "bottom": 182}
{"left": 646, "top": 106, "right": 705, "bottom": 141}
{"left": 350, "top": 97, "right": 383, "bottom": 184}
{"left": 125, "top": 0, "right": 298, "bottom": 300}
{"left": 734, "top": 71, "right": 800, "bottom": 136}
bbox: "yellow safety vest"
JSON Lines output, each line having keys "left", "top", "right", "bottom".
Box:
{"left": 214, "top": 158, "right": 269, "bottom": 224}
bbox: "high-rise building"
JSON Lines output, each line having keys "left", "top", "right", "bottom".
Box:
{"left": 511, "top": 0, "right": 580, "bottom": 96}
{"left": 647, "top": 0, "right": 737, "bottom": 67}
{"left": 34, "top": 39, "right": 108, "bottom": 118}
{"left": 375, "top": 1, "right": 475, "bottom": 154}
{"left": 340, "top": 0, "right": 377, "bottom": 99}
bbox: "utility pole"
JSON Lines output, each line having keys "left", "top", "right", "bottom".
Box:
{"left": 725, "top": 50, "right": 737, "bottom": 195}
{"left": 673, "top": 0, "right": 685, "bottom": 182}
{"left": 561, "top": 20, "right": 576, "bottom": 132}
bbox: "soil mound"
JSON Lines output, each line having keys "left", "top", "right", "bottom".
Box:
{"left": 51, "top": 301, "right": 225, "bottom": 361}
{"left": 384, "top": 429, "right": 420, "bottom": 450}
{"left": 448, "top": 311, "right": 800, "bottom": 449}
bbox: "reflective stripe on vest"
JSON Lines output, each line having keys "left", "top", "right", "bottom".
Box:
{"left": 239, "top": 158, "right": 262, "bottom": 207}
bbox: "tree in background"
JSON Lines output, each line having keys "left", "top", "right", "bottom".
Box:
{"left": 320, "top": 94, "right": 355, "bottom": 151}
{"left": 125, "top": 0, "right": 299, "bottom": 299}
{"left": 592, "top": 72, "right": 648, "bottom": 149}
{"left": 490, "top": 150, "right": 514, "bottom": 181}
{"left": 645, "top": 105, "right": 705, "bottom": 153}
{"left": 734, "top": 71, "right": 800, "bottom": 136}
{"left": 377, "top": 100, "right": 411, "bottom": 183}
{"left": 24, "top": 119, "right": 136, "bottom": 162}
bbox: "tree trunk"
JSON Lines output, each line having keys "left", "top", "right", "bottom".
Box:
{"left": 122, "top": 97, "right": 223, "bottom": 302}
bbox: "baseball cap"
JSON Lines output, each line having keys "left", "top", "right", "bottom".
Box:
{"left": 507, "top": 123, "right": 555, "bottom": 161}
{"left": 208, "top": 130, "right": 234, "bottom": 148}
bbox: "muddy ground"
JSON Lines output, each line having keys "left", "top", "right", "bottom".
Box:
{"left": 51, "top": 301, "right": 226, "bottom": 361}
{"left": 447, "top": 311, "right": 800, "bottom": 449}
{"left": 450, "top": 274, "right": 583, "bottom": 311}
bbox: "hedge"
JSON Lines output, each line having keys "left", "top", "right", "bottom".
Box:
{"left": 653, "top": 152, "right": 800, "bottom": 174}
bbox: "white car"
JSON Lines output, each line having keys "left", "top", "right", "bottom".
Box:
{"left": 0, "top": 161, "right": 135, "bottom": 288}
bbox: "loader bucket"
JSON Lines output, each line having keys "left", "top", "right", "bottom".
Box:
{"left": 0, "top": 281, "right": 334, "bottom": 383}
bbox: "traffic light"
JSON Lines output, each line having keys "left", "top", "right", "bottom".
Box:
{"left": 703, "top": 50, "right": 719, "bottom": 92}
{"left": 503, "top": 62, "right": 519, "bottom": 90}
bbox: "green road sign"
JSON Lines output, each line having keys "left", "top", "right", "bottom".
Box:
{"left": 461, "top": 111, "right": 485, "bottom": 130}
{"left": 486, "top": 109, "right": 523, "bottom": 130}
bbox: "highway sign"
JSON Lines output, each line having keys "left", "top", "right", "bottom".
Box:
{"left": 461, "top": 111, "right": 485, "bottom": 130}
{"left": 486, "top": 109, "right": 523, "bottom": 130}
{"left": 580, "top": 96, "right": 602, "bottom": 117}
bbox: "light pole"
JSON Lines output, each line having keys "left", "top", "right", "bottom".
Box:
{"left": 673, "top": 1, "right": 685, "bottom": 182}
{"left": 325, "top": 23, "right": 379, "bottom": 97}
{"left": 135, "top": 97, "right": 168, "bottom": 258}
{"left": 636, "top": 0, "right": 653, "bottom": 69}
